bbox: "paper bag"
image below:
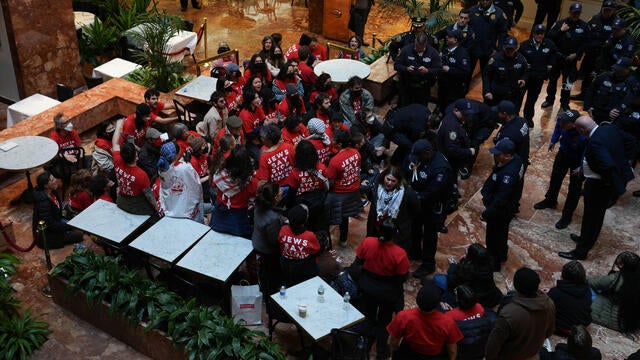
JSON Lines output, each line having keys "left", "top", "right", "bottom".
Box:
{"left": 231, "top": 281, "right": 262, "bottom": 325}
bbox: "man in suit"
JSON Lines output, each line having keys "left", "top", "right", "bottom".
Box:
{"left": 559, "top": 116, "right": 635, "bottom": 260}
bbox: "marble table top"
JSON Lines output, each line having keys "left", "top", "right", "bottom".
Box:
{"left": 176, "top": 230, "right": 253, "bottom": 283}
{"left": 67, "top": 200, "right": 151, "bottom": 244}
{"left": 0, "top": 136, "right": 59, "bottom": 171}
{"left": 314, "top": 59, "right": 371, "bottom": 83}
{"left": 270, "top": 276, "right": 364, "bottom": 341}
{"left": 175, "top": 75, "right": 217, "bottom": 102}
{"left": 92, "top": 58, "right": 141, "bottom": 81}
{"left": 6, "top": 94, "right": 61, "bottom": 127}
{"left": 128, "top": 217, "right": 210, "bottom": 263}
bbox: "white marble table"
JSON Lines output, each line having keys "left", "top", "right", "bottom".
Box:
{"left": 73, "top": 11, "right": 99, "bottom": 31}
{"left": 6, "top": 94, "right": 61, "bottom": 127}
{"left": 92, "top": 58, "right": 141, "bottom": 81}
{"left": 175, "top": 75, "right": 217, "bottom": 102}
{"left": 270, "top": 276, "right": 365, "bottom": 341}
{"left": 67, "top": 200, "right": 151, "bottom": 244}
{"left": 128, "top": 217, "right": 210, "bottom": 263}
{"left": 314, "top": 59, "right": 371, "bottom": 83}
{"left": 126, "top": 24, "right": 198, "bottom": 62}
{"left": 176, "top": 230, "right": 253, "bottom": 283}
{"left": 0, "top": 136, "right": 58, "bottom": 171}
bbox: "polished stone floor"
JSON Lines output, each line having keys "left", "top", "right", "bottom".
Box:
{"left": 1, "top": 1, "right": 639, "bottom": 359}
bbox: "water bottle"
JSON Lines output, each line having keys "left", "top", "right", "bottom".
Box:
{"left": 317, "top": 284, "right": 325, "bottom": 303}
{"left": 73, "top": 243, "right": 85, "bottom": 251}
{"left": 357, "top": 336, "right": 365, "bottom": 350}
{"left": 279, "top": 285, "right": 286, "bottom": 299}
{"left": 343, "top": 291, "right": 351, "bottom": 310}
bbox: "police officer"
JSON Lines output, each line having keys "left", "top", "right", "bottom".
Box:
{"left": 481, "top": 138, "right": 523, "bottom": 271}
{"left": 437, "top": 99, "right": 476, "bottom": 182}
{"left": 394, "top": 32, "right": 442, "bottom": 107}
{"left": 533, "top": 110, "right": 586, "bottom": 229}
{"left": 483, "top": 36, "right": 529, "bottom": 110}
{"left": 404, "top": 139, "right": 453, "bottom": 277}
{"left": 493, "top": 0, "right": 524, "bottom": 28}
{"left": 519, "top": 24, "right": 558, "bottom": 128}
{"left": 469, "top": 0, "right": 509, "bottom": 73}
{"left": 542, "top": 3, "right": 590, "bottom": 111}
{"left": 383, "top": 103, "right": 432, "bottom": 165}
{"left": 533, "top": 0, "right": 562, "bottom": 31}
{"left": 597, "top": 18, "right": 636, "bottom": 72}
{"left": 389, "top": 16, "right": 428, "bottom": 61}
{"left": 493, "top": 100, "right": 530, "bottom": 209}
{"left": 585, "top": 57, "right": 640, "bottom": 124}
{"left": 438, "top": 29, "right": 471, "bottom": 110}
{"left": 573, "top": 0, "right": 618, "bottom": 100}
{"left": 445, "top": 99, "right": 499, "bottom": 178}
{"left": 436, "top": 9, "right": 478, "bottom": 74}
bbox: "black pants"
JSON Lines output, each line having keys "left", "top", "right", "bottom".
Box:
{"left": 534, "top": 1, "right": 561, "bottom": 32}
{"left": 438, "top": 77, "right": 468, "bottom": 111}
{"left": 361, "top": 294, "right": 395, "bottom": 359}
{"left": 546, "top": 58, "right": 578, "bottom": 108}
{"left": 576, "top": 178, "right": 614, "bottom": 257}
{"left": 486, "top": 212, "right": 514, "bottom": 265}
{"left": 545, "top": 151, "right": 584, "bottom": 221}
{"left": 523, "top": 76, "right": 545, "bottom": 125}
{"left": 351, "top": 6, "right": 371, "bottom": 41}
{"left": 180, "top": 0, "right": 199, "bottom": 8}
{"left": 412, "top": 203, "right": 444, "bottom": 272}
{"left": 398, "top": 82, "right": 431, "bottom": 108}
{"left": 579, "top": 48, "right": 600, "bottom": 94}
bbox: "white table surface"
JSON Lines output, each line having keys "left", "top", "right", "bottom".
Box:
{"left": 175, "top": 75, "right": 217, "bottom": 102}
{"left": 92, "top": 57, "right": 141, "bottom": 81}
{"left": 73, "top": 11, "right": 99, "bottom": 31}
{"left": 6, "top": 94, "right": 61, "bottom": 127}
{"left": 0, "top": 136, "right": 59, "bottom": 171}
{"left": 176, "top": 230, "right": 253, "bottom": 283}
{"left": 67, "top": 200, "right": 151, "bottom": 244}
{"left": 314, "top": 59, "right": 371, "bottom": 83}
{"left": 270, "top": 276, "right": 365, "bottom": 341}
{"left": 128, "top": 217, "right": 210, "bottom": 263}
{"left": 126, "top": 24, "right": 198, "bottom": 62}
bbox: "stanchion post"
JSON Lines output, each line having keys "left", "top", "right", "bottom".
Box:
{"left": 203, "top": 18, "right": 208, "bottom": 59}
{"left": 37, "top": 220, "right": 52, "bottom": 297}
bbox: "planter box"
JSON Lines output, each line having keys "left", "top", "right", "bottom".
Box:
{"left": 48, "top": 274, "right": 187, "bottom": 360}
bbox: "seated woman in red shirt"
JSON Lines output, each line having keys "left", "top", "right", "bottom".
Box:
{"left": 278, "top": 204, "right": 321, "bottom": 286}
{"left": 256, "top": 125, "right": 295, "bottom": 187}
{"left": 326, "top": 130, "right": 362, "bottom": 247}
{"left": 309, "top": 74, "right": 338, "bottom": 105}
{"left": 338, "top": 36, "right": 366, "bottom": 60}
{"left": 280, "top": 115, "right": 309, "bottom": 146}
{"left": 305, "top": 118, "right": 331, "bottom": 166}
{"left": 238, "top": 88, "right": 266, "bottom": 137}
{"left": 89, "top": 174, "right": 114, "bottom": 203}
{"left": 210, "top": 147, "right": 258, "bottom": 238}
{"left": 66, "top": 169, "right": 94, "bottom": 217}
{"left": 354, "top": 219, "right": 410, "bottom": 360}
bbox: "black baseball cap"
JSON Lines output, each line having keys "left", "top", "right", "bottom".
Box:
{"left": 489, "top": 138, "right": 516, "bottom": 155}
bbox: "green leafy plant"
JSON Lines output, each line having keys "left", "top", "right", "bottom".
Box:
{"left": 0, "top": 310, "right": 50, "bottom": 360}
{"left": 126, "top": 63, "right": 194, "bottom": 92}
{"left": 79, "top": 18, "right": 120, "bottom": 66}
{"left": 0, "top": 252, "right": 19, "bottom": 294}
{"left": 52, "top": 249, "right": 285, "bottom": 360}
{"left": 615, "top": 3, "right": 640, "bottom": 51}
{"left": 380, "top": 0, "right": 455, "bottom": 33}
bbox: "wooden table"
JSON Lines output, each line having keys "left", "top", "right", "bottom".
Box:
{"left": 314, "top": 59, "right": 371, "bottom": 83}
{"left": 67, "top": 199, "right": 151, "bottom": 245}
{"left": 270, "top": 276, "right": 364, "bottom": 341}
{"left": 176, "top": 230, "right": 253, "bottom": 283}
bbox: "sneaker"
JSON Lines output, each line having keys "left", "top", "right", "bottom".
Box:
{"left": 192, "top": 3, "right": 202, "bottom": 9}
{"left": 533, "top": 199, "right": 557, "bottom": 210}
{"left": 541, "top": 100, "right": 553, "bottom": 108}
{"left": 459, "top": 167, "right": 471, "bottom": 180}
{"left": 555, "top": 218, "right": 570, "bottom": 229}
{"left": 360, "top": 199, "right": 370, "bottom": 208}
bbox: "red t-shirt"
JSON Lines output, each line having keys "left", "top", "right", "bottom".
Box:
{"left": 314, "top": 109, "right": 331, "bottom": 127}
{"left": 225, "top": 91, "right": 241, "bottom": 114}
{"left": 264, "top": 106, "right": 282, "bottom": 126}
{"left": 387, "top": 308, "right": 464, "bottom": 356}
{"left": 69, "top": 191, "right": 93, "bottom": 211}
{"left": 242, "top": 67, "right": 273, "bottom": 84}
{"left": 98, "top": 193, "right": 114, "bottom": 203}
{"left": 310, "top": 88, "right": 338, "bottom": 104}
{"left": 356, "top": 236, "right": 410, "bottom": 277}
{"left": 311, "top": 43, "right": 328, "bottom": 62}
{"left": 326, "top": 148, "right": 361, "bottom": 193}
{"left": 278, "top": 225, "right": 321, "bottom": 260}
{"left": 277, "top": 97, "right": 307, "bottom": 118}
{"left": 284, "top": 43, "right": 301, "bottom": 61}
{"left": 281, "top": 124, "right": 309, "bottom": 146}
{"left": 326, "top": 124, "right": 350, "bottom": 155}
{"left": 50, "top": 130, "right": 81, "bottom": 149}
{"left": 298, "top": 62, "right": 318, "bottom": 86}
{"left": 213, "top": 128, "right": 244, "bottom": 153}
{"left": 190, "top": 153, "right": 209, "bottom": 177}
{"left": 309, "top": 138, "right": 331, "bottom": 165}
{"left": 214, "top": 175, "right": 259, "bottom": 209}
{"left": 445, "top": 303, "right": 485, "bottom": 322}
{"left": 239, "top": 107, "right": 266, "bottom": 135}
{"left": 257, "top": 142, "right": 295, "bottom": 186}
{"left": 286, "top": 163, "right": 327, "bottom": 196}
{"left": 113, "top": 151, "right": 151, "bottom": 196}
{"left": 121, "top": 113, "right": 158, "bottom": 147}
{"left": 150, "top": 101, "right": 166, "bottom": 116}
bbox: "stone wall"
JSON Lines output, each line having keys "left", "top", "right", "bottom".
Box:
{"left": 4, "top": 0, "right": 84, "bottom": 98}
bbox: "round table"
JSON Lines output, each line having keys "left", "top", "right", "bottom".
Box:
{"left": 314, "top": 59, "right": 371, "bottom": 83}
{"left": 0, "top": 136, "right": 60, "bottom": 204}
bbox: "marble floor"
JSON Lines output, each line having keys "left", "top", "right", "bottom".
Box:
{"left": 1, "top": 1, "right": 639, "bottom": 359}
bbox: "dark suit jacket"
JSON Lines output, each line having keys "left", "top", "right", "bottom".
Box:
{"left": 586, "top": 124, "right": 635, "bottom": 196}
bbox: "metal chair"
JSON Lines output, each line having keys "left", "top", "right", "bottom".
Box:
{"left": 56, "top": 84, "right": 74, "bottom": 102}
{"left": 83, "top": 74, "right": 104, "bottom": 89}
{"left": 330, "top": 328, "right": 369, "bottom": 360}
{"left": 173, "top": 99, "right": 199, "bottom": 131}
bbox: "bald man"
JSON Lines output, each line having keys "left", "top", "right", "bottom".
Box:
{"left": 558, "top": 116, "right": 634, "bottom": 260}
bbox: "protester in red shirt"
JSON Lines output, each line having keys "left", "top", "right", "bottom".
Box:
{"left": 312, "top": 92, "right": 333, "bottom": 127}
{"left": 89, "top": 174, "right": 114, "bottom": 203}
{"left": 280, "top": 115, "right": 309, "bottom": 146}
{"left": 261, "top": 88, "right": 283, "bottom": 126}
{"left": 257, "top": 125, "right": 295, "bottom": 186}
{"left": 243, "top": 53, "right": 272, "bottom": 85}
{"left": 213, "top": 116, "right": 244, "bottom": 154}
{"left": 387, "top": 282, "right": 464, "bottom": 359}
{"left": 278, "top": 204, "right": 321, "bottom": 286}
{"left": 309, "top": 37, "right": 328, "bottom": 62}
{"left": 144, "top": 88, "right": 175, "bottom": 116}
{"left": 50, "top": 113, "right": 81, "bottom": 150}
{"left": 297, "top": 45, "right": 318, "bottom": 90}
{"left": 326, "top": 130, "right": 362, "bottom": 247}
{"left": 444, "top": 285, "right": 486, "bottom": 322}
{"left": 48, "top": 113, "right": 83, "bottom": 188}
{"left": 277, "top": 86, "right": 307, "bottom": 118}
{"left": 67, "top": 169, "right": 94, "bottom": 215}
{"left": 239, "top": 88, "right": 266, "bottom": 137}
{"left": 326, "top": 116, "right": 350, "bottom": 156}
{"left": 112, "top": 118, "right": 157, "bottom": 215}
{"left": 309, "top": 74, "right": 338, "bottom": 105}
{"left": 354, "top": 220, "right": 410, "bottom": 359}
{"left": 210, "top": 147, "right": 258, "bottom": 238}
{"left": 272, "top": 59, "right": 304, "bottom": 102}
{"left": 305, "top": 118, "right": 331, "bottom": 165}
